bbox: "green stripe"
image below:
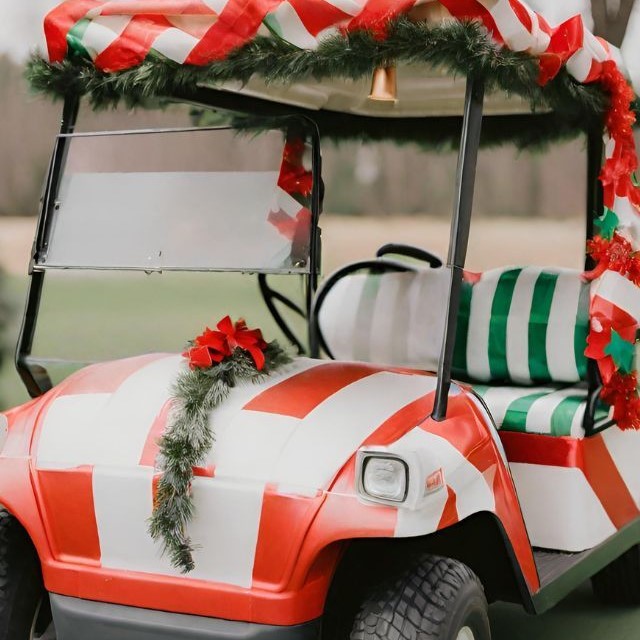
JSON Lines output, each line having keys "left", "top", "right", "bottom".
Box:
{"left": 550, "top": 395, "right": 584, "bottom": 436}
{"left": 67, "top": 18, "right": 92, "bottom": 59}
{"left": 471, "top": 384, "right": 489, "bottom": 397}
{"left": 574, "top": 283, "right": 590, "bottom": 379}
{"left": 502, "top": 392, "right": 549, "bottom": 432}
{"left": 528, "top": 272, "right": 558, "bottom": 382}
{"left": 452, "top": 281, "right": 472, "bottom": 378}
{"left": 353, "top": 275, "right": 381, "bottom": 361}
{"left": 488, "top": 269, "right": 521, "bottom": 381}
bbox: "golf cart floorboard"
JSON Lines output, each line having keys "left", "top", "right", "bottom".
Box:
{"left": 533, "top": 548, "right": 590, "bottom": 587}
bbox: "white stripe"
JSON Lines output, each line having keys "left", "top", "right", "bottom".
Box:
{"left": 152, "top": 27, "right": 200, "bottom": 64}
{"left": 200, "top": 0, "right": 229, "bottom": 14}
{"left": 480, "top": 386, "right": 553, "bottom": 428}
{"left": 36, "top": 394, "right": 112, "bottom": 469}
{"left": 38, "top": 355, "right": 182, "bottom": 468}
{"left": 546, "top": 271, "right": 582, "bottom": 382}
{"left": 569, "top": 401, "right": 587, "bottom": 438}
{"left": 466, "top": 271, "right": 501, "bottom": 381}
{"left": 621, "top": 2, "right": 640, "bottom": 95}
{"left": 270, "top": 2, "right": 319, "bottom": 49}
{"left": 81, "top": 15, "right": 132, "bottom": 59}
{"left": 407, "top": 269, "right": 450, "bottom": 371}
{"left": 318, "top": 275, "right": 365, "bottom": 360}
{"left": 369, "top": 273, "right": 403, "bottom": 364}
{"left": 490, "top": 0, "right": 538, "bottom": 52}
{"left": 271, "top": 372, "right": 437, "bottom": 489}
{"left": 525, "top": 387, "right": 585, "bottom": 435}
{"left": 601, "top": 426, "right": 640, "bottom": 509}
{"left": 614, "top": 195, "right": 640, "bottom": 247}
{"left": 509, "top": 463, "right": 616, "bottom": 551}
{"left": 323, "top": 0, "right": 364, "bottom": 16}
{"left": 506, "top": 267, "right": 540, "bottom": 384}
{"left": 593, "top": 270, "right": 640, "bottom": 320}
{"left": 93, "top": 467, "right": 265, "bottom": 587}
{"left": 391, "top": 428, "right": 495, "bottom": 538}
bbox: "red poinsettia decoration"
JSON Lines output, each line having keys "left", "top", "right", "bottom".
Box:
{"left": 183, "top": 316, "right": 268, "bottom": 371}
{"left": 585, "top": 232, "right": 640, "bottom": 284}
{"left": 585, "top": 309, "right": 637, "bottom": 383}
{"left": 601, "top": 372, "right": 640, "bottom": 430}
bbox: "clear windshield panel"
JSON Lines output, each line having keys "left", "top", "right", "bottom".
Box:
{"left": 40, "top": 127, "right": 314, "bottom": 273}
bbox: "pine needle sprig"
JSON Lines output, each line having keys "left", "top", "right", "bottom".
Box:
{"left": 149, "top": 342, "right": 291, "bottom": 573}
{"left": 26, "top": 19, "right": 634, "bottom": 149}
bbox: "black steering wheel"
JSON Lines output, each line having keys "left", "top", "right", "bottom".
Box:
{"left": 375, "top": 243, "right": 443, "bottom": 268}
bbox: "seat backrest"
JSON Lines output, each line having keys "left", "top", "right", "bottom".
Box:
{"left": 315, "top": 265, "right": 590, "bottom": 384}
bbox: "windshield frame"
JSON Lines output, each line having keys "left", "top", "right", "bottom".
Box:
{"left": 16, "top": 100, "right": 322, "bottom": 397}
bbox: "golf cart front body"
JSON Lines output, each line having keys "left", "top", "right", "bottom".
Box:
{"left": 5, "top": 0, "right": 640, "bottom": 639}
{"left": 1, "top": 353, "right": 537, "bottom": 634}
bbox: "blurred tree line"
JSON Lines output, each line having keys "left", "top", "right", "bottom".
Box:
{"left": 0, "top": 53, "right": 592, "bottom": 220}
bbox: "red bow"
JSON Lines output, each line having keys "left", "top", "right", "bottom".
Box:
{"left": 183, "top": 316, "right": 268, "bottom": 371}
{"left": 278, "top": 140, "right": 313, "bottom": 198}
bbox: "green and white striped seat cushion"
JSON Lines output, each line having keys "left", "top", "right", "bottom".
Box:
{"left": 472, "top": 384, "right": 611, "bottom": 438}
{"left": 317, "top": 266, "right": 590, "bottom": 384}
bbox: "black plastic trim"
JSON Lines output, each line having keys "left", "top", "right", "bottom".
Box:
{"left": 50, "top": 594, "right": 321, "bottom": 640}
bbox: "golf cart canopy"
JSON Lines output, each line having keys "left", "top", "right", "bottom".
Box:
{"left": 31, "top": 1, "right": 639, "bottom": 148}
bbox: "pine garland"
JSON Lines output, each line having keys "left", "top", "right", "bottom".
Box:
{"left": 149, "top": 340, "right": 291, "bottom": 572}
{"left": 26, "top": 19, "right": 638, "bottom": 147}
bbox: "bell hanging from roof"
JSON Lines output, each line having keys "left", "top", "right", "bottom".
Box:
{"left": 368, "top": 65, "right": 398, "bottom": 102}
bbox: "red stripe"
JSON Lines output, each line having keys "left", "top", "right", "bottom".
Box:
{"left": 185, "top": 0, "right": 282, "bottom": 64}
{"left": 438, "top": 0, "right": 501, "bottom": 42}
{"left": 437, "top": 486, "right": 458, "bottom": 530}
{"left": 288, "top": 0, "right": 351, "bottom": 36}
{"left": 347, "top": 0, "right": 414, "bottom": 33}
{"left": 244, "top": 363, "right": 380, "bottom": 418}
{"left": 252, "top": 483, "right": 325, "bottom": 588}
{"left": 35, "top": 466, "right": 101, "bottom": 564}
{"left": 501, "top": 430, "right": 640, "bottom": 529}
{"left": 95, "top": 14, "right": 174, "bottom": 71}
{"left": 508, "top": 0, "right": 532, "bottom": 32}
{"left": 98, "top": 0, "right": 217, "bottom": 15}
{"left": 44, "top": 0, "right": 105, "bottom": 62}
{"left": 582, "top": 436, "right": 640, "bottom": 529}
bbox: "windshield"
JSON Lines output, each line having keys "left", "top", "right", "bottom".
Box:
{"left": 38, "top": 125, "right": 316, "bottom": 274}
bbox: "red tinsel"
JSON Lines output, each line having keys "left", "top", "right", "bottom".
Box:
{"left": 585, "top": 232, "right": 640, "bottom": 283}
{"left": 600, "top": 372, "right": 640, "bottom": 430}
{"left": 184, "top": 316, "right": 268, "bottom": 371}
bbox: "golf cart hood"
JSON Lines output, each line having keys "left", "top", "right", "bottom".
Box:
{"left": 31, "top": 354, "right": 439, "bottom": 492}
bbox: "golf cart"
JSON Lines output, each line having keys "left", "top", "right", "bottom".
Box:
{"left": 4, "top": 0, "right": 640, "bottom": 638}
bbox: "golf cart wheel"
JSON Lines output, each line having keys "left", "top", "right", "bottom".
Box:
{"left": 350, "top": 555, "right": 490, "bottom": 640}
{"left": 0, "top": 508, "right": 52, "bottom": 639}
{"left": 592, "top": 544, "right": 640, "bottom": 605}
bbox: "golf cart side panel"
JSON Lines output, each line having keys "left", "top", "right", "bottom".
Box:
{"left": 300, "top": 389, "right": 539, "bottom": 593}
{"left": 0, "top": 402, "right": 56, "bottom": 565}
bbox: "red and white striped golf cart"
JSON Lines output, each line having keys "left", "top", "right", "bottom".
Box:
{"left": 4, "top": 1, "right": 640, "bottom": 639}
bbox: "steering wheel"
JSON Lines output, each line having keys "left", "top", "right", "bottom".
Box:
{"left": 375, "top": 243, "right": 443, "bottom": 268}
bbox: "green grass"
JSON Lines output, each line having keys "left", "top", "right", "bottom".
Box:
{"left": 1, "top": 270, "right": 307, "bottom": 409}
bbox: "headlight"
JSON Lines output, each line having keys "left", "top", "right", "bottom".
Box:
{"left": 360, "top": 455, "right": 408, "bottom": 503}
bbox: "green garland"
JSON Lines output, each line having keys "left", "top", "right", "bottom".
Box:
{"left": 149, "top": 342, "right": 291, "bottom": 573}
{"left": 26, "top": 19, "right": 639, "bottom": 147}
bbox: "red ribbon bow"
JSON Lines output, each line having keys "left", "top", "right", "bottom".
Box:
{"left": 183, "top": 316, "right": 268, "bottom": 371}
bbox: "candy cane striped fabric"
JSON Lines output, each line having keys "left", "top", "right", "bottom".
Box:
{"left": 42, "top": 0, "right": 636, "bottom": 92}
{"left": 472, "top": 383, "right": 611, "bottom": 437}
{"left": 34, "top": 354, "right": 441, "bottom": 585}
{"left": 317, "top": 266, "right": 589, "bottom": 385}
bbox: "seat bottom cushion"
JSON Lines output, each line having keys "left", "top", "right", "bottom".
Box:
{"left": 472, "top": 384, "right": 609, "bottom": 438}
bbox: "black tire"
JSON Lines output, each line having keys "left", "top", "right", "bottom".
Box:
{"left": 592, "top": 544, "right": 640, "bottom": 605}
{"left": 350, "top": 555, "right": 490, "bottom": 640}
{"left": 0, "top": 508, "right": 52, "bottom": 639}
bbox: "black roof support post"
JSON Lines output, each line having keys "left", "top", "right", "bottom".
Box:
{"left": 432, "top": 75, "right": 485, "bottom": 421}
{"left": 15, "top": 94, "right": 80, "bottom": 398}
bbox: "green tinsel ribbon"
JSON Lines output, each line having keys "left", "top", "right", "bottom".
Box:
{"left": 149, "top": 343, "right": 291, "bottom": 572}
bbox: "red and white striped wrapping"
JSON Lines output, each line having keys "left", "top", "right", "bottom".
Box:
{"left": 42, "top": 0, "right": 637, "bottom": 93}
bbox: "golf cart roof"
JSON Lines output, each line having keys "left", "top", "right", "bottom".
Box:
{"left": 31, "top": 1, "right": 639, "bottom": 146}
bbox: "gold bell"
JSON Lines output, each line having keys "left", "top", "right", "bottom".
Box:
{"left": 368, "top": 65, "right": 398, "bottom": 103}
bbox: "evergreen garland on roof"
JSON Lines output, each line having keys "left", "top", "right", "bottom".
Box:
{"left": 27, "top": 19, "right": 639, "bottom": 147}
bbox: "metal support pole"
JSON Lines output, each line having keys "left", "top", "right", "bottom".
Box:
{"left": 432, "top": 76, "right": 485, "bottom": 421}
{"left": 15, "top": 94, "right": 80, "bottom": 398}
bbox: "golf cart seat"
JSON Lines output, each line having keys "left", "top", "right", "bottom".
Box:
{"left": 312, "top": 258, "right": 599, "bottom": 437}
